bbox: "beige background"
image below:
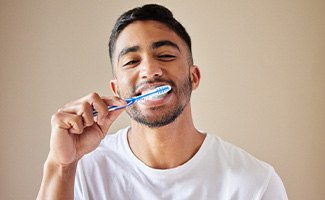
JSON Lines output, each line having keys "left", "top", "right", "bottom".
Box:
{"left": 1, "top": 0, "right": 324, "bottom": 199}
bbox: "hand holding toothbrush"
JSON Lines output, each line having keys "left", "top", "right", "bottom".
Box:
{"left": 47, "top": 93, "right": 126, "bottom": 167}
{"left": 45, "top": 85, "right": 170, "bottom": 167}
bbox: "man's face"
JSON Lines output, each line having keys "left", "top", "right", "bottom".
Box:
{"left": 111, "top": 20, "right": 200, "bottom": 128}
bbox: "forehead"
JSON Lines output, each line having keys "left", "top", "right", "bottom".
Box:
{"left": 113, "top": 21, "right": 186, "bottom": 59}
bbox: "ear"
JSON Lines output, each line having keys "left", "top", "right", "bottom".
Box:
{"left": 110, "top": 79, "right": 120, "bottom": 97}
{"left": 190, "top": 65, "right": 201, "bottom": 90}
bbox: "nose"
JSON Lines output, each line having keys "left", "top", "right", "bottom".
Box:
{"left": 139, "top": 57, "right": 163, "bottom": 79}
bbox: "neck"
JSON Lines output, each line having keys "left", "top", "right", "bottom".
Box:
{"left": 127, "top": 104, "right": 205, "bottom": 169}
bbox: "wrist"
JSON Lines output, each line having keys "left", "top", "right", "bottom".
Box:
{"left": 44, "top": 155, "right": 78, "bottom": 179}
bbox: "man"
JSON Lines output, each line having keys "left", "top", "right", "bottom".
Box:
{"left": 37, "top": 4, "right": 288, "bottom": 200}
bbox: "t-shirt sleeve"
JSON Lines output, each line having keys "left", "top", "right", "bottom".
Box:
{"left": 261, "top": 169, "right": 288, "bottom": 200}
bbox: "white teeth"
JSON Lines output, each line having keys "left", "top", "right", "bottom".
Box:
{"left": 142, "top": 92, "right": 167, "bottom": 101}
{"left": 138, "top": 85, "right": 171, "bottom": 102}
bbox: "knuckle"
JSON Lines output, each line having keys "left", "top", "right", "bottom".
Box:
{"left": 50, "top": 112, "right": 64, "bottom": 126}
{"left": 80, "top": 102, "right": 91, "bottom": 111}
{"left": 51, "top": 112, "right": 60, "bottom": 122}
{"left": 70, "top": 114, "right": 82, "bottom": 123}
{"left": 88, "top": 92, "right": 99, "bottom": 100}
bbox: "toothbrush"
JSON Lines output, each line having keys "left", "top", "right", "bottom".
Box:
{"left": 93, "top": 85, "right": 171, "bottom": 116}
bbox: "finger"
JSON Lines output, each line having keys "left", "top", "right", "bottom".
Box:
{"left": 95, "top": 96, "right": 126, "bottom": 125}
{"left": 101, "top": 96, "right": 127, "bottom": 110}
{"left": 65, "top": 93, "right": 108, "bottom": 120}
{"left": 78, "top": 102, "right": 94, "bottom": 127}
{"left": 59, "top": 102, "right": 94, "bottom": 127}
{"left": 97, "top": 96, "right": 126, "bottom": 134}
{"left": 60, "top": 92, "right": 126, "bottom": 126}
{"left": 61, "top": 92, "right": 108, "bottom": 126}
{"left": 98, "top": 107, "right": 125, "bottom": 138}
{"left": 52, "top": 111, "right": 84, "bottom": 134}
{"left": 84, "top": 93, "right": 110, "bottom": 126}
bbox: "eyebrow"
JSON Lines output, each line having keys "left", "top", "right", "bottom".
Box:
{"left": 117, "top": 40, "right": 181, "bottom": 62}
{"left": 151, "top": 40, "right": 180, "bottom": 51}
{"left": 118, "top": 45, "right": 140, "bottom": 62}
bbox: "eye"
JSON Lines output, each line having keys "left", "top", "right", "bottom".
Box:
{"left": 123, "top": 60, "right": 139, "bottom": 67}
{"left": 158, "top": 54, "right": 176, "bottom": 61}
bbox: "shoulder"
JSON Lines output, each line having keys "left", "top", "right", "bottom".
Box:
{"left": 207, "top": 134, "right": 272, "bottom": 172}
{"left": 205, "top": 133, "right": 287, "bottom": 198}
{"left": 205, "top": 134, "right": 276, "bottom": 193}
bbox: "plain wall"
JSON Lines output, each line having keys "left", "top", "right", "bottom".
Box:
{"left": 1, "top": 0, "right": 324, "bottom": 199}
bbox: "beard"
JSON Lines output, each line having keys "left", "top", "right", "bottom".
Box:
{"left": 125, "top": 75, "right": 192, "bottom": 128}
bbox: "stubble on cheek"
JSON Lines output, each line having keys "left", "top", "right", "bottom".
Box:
{"left": 125, "top": 75, "right": 192, "bottom": 128}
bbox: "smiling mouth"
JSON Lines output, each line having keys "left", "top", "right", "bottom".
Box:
{"left": 139, "top": 87, "right": 172, "bottom": 101}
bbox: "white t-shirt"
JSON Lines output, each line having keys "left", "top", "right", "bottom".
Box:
{"left": 74, "top": 127, "right": 288, "bottom": 200}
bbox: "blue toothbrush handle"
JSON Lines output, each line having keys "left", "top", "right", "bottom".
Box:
{"left": 92, "top": 98, "right": 135, "bottom": 116}
{"left": 92, "top": 85, "right": 171, "bottom": 117}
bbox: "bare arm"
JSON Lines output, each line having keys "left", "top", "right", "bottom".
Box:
{"left": 37, "top": 159, "right": 77, "bottom": 199}
{"left": 37, "top": 93, "right": 125, "bottom": 200}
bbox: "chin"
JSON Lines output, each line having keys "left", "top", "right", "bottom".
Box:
{"left": 127, "top": 104, "right": 184, "bottom": 128}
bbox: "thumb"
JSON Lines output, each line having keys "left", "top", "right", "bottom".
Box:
{"left": 98, "top": 108, "right": 125, "bottom": 138}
